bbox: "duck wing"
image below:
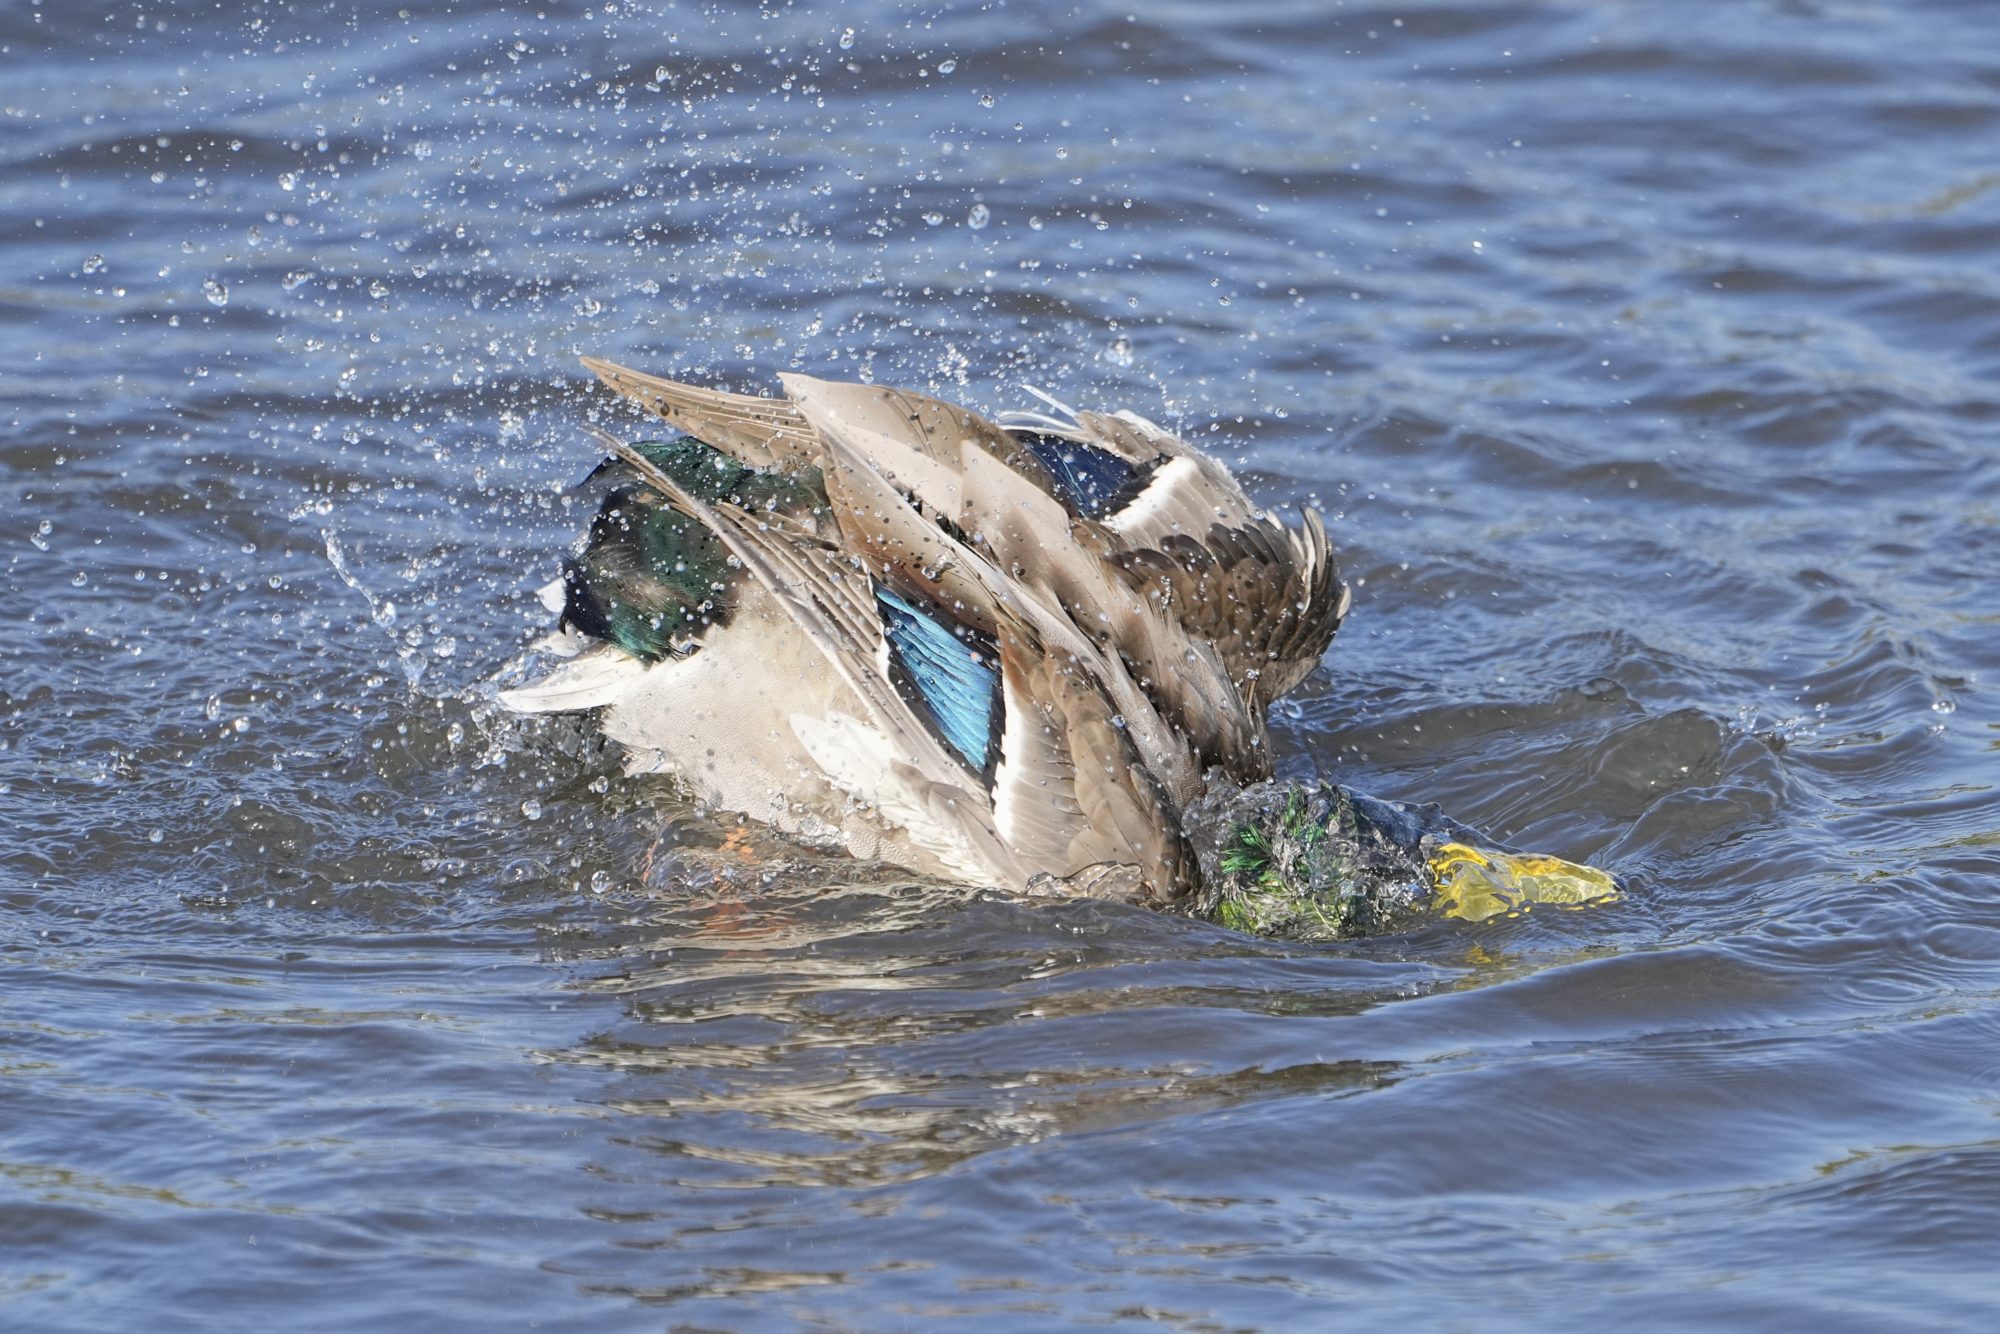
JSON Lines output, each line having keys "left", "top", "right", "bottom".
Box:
{"left": 779, "top": 372, "right": 1278, "bottom": 789}
{"left": 784, "top": 379, "right": 1210, "bottom": 805}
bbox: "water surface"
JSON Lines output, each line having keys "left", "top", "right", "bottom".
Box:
{"left": 6, "top": 0, "right": 2000, "bottom": 1327}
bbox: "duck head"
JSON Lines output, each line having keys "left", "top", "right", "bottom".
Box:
{"left": 1182, "top": 779, "right": 1619, "bottom": 941}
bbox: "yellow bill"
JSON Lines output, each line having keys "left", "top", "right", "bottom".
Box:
{"left": 1427, "top": 841, "right": 1620, "bottom": 922}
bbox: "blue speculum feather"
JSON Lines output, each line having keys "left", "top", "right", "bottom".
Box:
{"left": 1021, "top": 434, "right": 1135, "bottom": 520}
{"left": 875, "top": 585, "right": 1002, "bottom": 776}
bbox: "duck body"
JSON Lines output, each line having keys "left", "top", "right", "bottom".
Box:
{"left": 501, "top": 359, "right": 1349, "bottom": 907}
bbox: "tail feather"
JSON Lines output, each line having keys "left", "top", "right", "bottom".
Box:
{"left": 498, "top": 642, "right": 648, "bottom": 713}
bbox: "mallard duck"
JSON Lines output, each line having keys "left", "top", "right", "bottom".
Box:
{"left": 500, "top": 358, "right": 1616, "bottom": 938}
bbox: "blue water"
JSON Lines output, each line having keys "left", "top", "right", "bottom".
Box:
{"left": 6, "top": 1, "right": 2000, "bottom": 1327}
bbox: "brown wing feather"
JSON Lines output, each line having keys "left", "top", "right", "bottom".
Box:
{"left": 1027, "top": 647, "right": 1197, "bottom": 903}
{"left": 582, "top": 357, "right": 821, "bottom": 471}
{"left": 1113, "top": 509, "right": 1347, "bottom": 710}
{"left": 986, "top": 629, "right": 1194, "bottom": 904}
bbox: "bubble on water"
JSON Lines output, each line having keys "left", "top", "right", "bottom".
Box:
{"left": 1028, "top": 215, "right": 1044, "bottom": 231}
{"left": 588, "top": 774, "right": 610, "bottom": 794}
{"left": 937, "top": 58, "right": 957, "bottom": 74}
{"left": 966, "top": 202, "right": 990, "bottom": 230}
{"left": 520, "top": 798, "right": 543, "bottom": 820}
{"left": 205, "top": 695, "right": 222, "bottom": 721}
{"left": 922, "top": 211, "right": 944, "bottom": 227}
{"left": 149, "top": 828, "right": 164, "bottom": 844}
{"left": 373, "top": 599, "right": 397, "bottom": 628}
{"left": 368, "top": 279, "right": 389, "bottom": 299}
{"left": 71, "top": 571, "right": 87, "bottom": 587}
{"left": 838, "top": 27, "right": 855, "bottom": 49}
{"left": 278, "top": 171, "right": 297, "bottom": 191}
{"left": 589, "top": 870, "right": 612, "bottom": 894}
{"left": 1105, "top": 335, "right": 1133, "bottom": 366}
{"left": 31, "top": 519, "right": 50, "bottom": 551}
{"left": 82, "top": 254, "right": 105, "bottom": 274}
{"left": 202, "top": 277, "right": 228, "bottom": 307}
{"left": 979, "top": 92, "right": 994, "bottom": 108}
{"left": 282, "top": 270, "right": 310, "bottom": 291}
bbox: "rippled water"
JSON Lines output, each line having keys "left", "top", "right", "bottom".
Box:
{"left": 7, "top": 0, "right": 2000, "bottom": 1326}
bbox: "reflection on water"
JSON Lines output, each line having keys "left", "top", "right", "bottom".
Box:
{"left": 553, "top": 884, "right": 1415, "bottom": 1193}
{"left": 7, "top": 0, "right": 2000, "bottom": 1326}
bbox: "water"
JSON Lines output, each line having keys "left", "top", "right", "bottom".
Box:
{"left": 6, "top": 0, "right": 2000, "bottom": 1327}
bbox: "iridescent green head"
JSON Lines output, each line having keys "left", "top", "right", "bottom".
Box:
{"left": 1186, "top": 779, "right": 1619, "bottom": 942}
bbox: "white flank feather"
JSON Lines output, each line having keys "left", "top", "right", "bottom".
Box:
{"left": 789, "top": 712, "right": 994, "bottom": 882}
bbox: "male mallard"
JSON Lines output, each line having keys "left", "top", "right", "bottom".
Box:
{"left": 500, "top": 359, "right": 1616, "bottom": 939}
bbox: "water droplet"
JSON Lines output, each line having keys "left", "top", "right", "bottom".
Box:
{"left": 281, "top": 269, "right": 310, "bottom": 291}
{"left": 1028, "top": 215, "right": 1045, "bottom": 231}
{"left": 979, "top": 92, "right": 994, "bottom": 108}
{"left": 368, "top": 279, "right": 389, "bottom": 299}
{"left": 71, "top": 571, "right": 87, "bottom": 587}
{"left": 520, "top": 798, "right": 543, "bottom": 820}
{"left": 202, "top": 277, "right": 228, "bottom": 307}
{"left": 446, "top": 721, "right": 465, "bottom": 747}
{"left": 588, "top": 775, "right": 611, "bottom": 794}
{"left": 82, "top": 254, "right": 105, "bottom": 274}
{"left": 205, "top": 695, "right": 222, "bottom": 721}
{"left": 922, "top": 211, "right": 944, "bottom": 227}
{"left": 838, "top": 27, "right": 855, "bottom": 50}
{"left": 278, "top": 171, "right": 297, "bottom": 191}
{"left": 937, "top": 58, "right": 957, "bottom": 74}
{"left": 373, "top": 599, "right": 397, "bottom": 628}
{"left": 30, "top": 519, "right": 50, "bottom": 551}
{"left": 149, "top": 828, "right": 164, "bottom": 844}
{"left": 1105, "top": 336, "right": 1133, "bottom": 366}
{"left": 589, "top": 870, "right": 612, "bottom": 894}
{"left": 966, "top": 202, "right": 990, "bottom": 230}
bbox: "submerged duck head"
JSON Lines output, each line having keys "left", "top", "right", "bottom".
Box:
{"left": 1185, "top": 779, "right": 1618, "bottom": 941}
